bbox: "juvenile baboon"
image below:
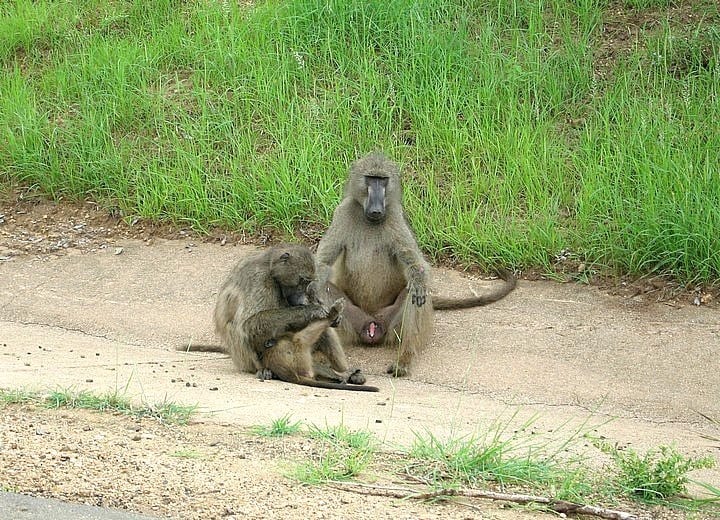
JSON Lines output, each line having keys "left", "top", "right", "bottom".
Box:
{"left": 183, "top": 244, "right": 349, "bottom": 379}
{"left": 260, "top": 299, "right": 379, "bottom": 392}
{"left": 316, "top": 152, "right": 516, "bottom": 377}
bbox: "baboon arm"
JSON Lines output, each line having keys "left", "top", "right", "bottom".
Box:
{"left": 315, "top": 225, "right": 345, "bottom": 280}
{"left": 243, "top": 305, "right": 326, "bottom": 354}
{"left": 395, "top": 247, "right": 429, "bottom": 306}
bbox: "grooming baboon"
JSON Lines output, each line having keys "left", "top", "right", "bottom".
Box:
{"left": 260, "top": 299, "right": 379, "bottom": 392}
{"left": 316, "top": 152, "right": 516, "bottom": 377}
{"left": 182, "top": 244, "right": 349, "bottom": 379}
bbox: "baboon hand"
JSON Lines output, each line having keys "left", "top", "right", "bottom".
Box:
{"left": 327, "top": 298, "right": 345, "bottom": 327}
{"left": 408, "top": 277, "right": 427, "bottom": 306}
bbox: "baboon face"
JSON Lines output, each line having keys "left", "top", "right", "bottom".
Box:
{"left": 347, "top": 152, "right": 401, "bottom": 225}
{"left": 364, "top": 175, "right": 388, "bottom": 223}
{"left": 265, "top": 337, "right": 314, "bottom": 378}
{"left": 270, "top": 247, "right": 316, "bottom": 307}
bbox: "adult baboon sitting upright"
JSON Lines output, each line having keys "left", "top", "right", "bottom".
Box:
{"left": 316, "top": 152, "right": 516, "bottom": 377}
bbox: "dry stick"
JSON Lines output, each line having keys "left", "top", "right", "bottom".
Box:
{"left": 328, "top": 481, "right": 638, "bottom": 520}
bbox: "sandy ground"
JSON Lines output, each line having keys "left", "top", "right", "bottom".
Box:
{"left": 1, "top": 198, "right": 719, "bottom": 519}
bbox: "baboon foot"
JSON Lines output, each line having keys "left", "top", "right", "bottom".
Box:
{"left": 347, "top": 369, "right": 367, "bottom": 385}
{"left": 359, "top": 319, "right": 386, "bottom": 345}
{"left": 386, "top": 362, "right": 409, "bottom": 378}
{"left": 256, "top": 368, "right": 274, "bottom": 381}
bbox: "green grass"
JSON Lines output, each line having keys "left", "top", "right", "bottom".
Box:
{"left": 1, "top": 0, "right": 719, "bottom": 282}
{"left": 0, "top": 387, "right": 196, "bottom": 425}
{"left": 293, "top": 423, "right": 376, "bottom": 483}
{"left": 592, "top": 439, "right": 716, "bottom": 503}
{"left": 407, "top": 417, "right": 592, "bottom": 501}
{"left": 251, "top": 414, "right": 303, "bottom": 437}
{"left": 289, "top": 418, "right": 719, "bottom": 515}
{"left": 0, "top": 387, "right": 37, "bottom": 405}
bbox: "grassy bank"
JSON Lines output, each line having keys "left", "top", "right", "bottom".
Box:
{"left": 1, "top": 0, "right": 718, "bottom": 283}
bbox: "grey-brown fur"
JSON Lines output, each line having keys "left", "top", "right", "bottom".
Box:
{"left": 260, "top": 300, "right": 379, "bottom": 392}
{"left": 208, "top": 244, "right": 349, "bottom": 377}
{"left": 316, "top": 152, "right": 515, "bottom": 377}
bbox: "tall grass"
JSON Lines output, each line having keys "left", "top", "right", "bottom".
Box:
{"left": 1, "top": 0, "right": 718, "bottom": 282}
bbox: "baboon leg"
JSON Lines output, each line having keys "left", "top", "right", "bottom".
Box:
{"left": 312, "top": 365, "right": 368, "bottom": 386}
{"left": 315, "top": 329, "right": 349, "bottom": 373}
{"left": 384, "top": 295, "right": 434, "bottom": 377}
{"left": 292, "top": 319, "right": 332, "bottom": 347}
{"left": 368, "top": 288, "right": 408, "bottom": 342}
{"left": 323, "top": 282, "right": 388, "bottom": 345}
{"left": 224, "top": 323, "right": 263, "bottom": 374}
{"left": 312, "top": 363, "right": 345, "bottom": 383}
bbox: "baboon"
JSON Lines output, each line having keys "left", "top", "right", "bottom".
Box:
{"left": 316, "top": 152, "right": 516, "bottom": 377}
{"left": 182, "top": 244, "right": 349, "bottom": 379}
{"left": 260, "top": 299, "right": 379, "bottom": 392}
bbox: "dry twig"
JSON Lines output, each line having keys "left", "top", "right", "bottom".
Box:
{"left": 328, "top": 481, "right": 637, "bottom": 520}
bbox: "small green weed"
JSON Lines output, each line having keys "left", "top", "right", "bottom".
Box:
{"left": 293, "top": 423, "right": 376, "bottom": 484}
{"left": 138, "top": 400, "right": 197, "bottom": 425}
{"left": 251, "top": 414, "right": 303, "bottom": 437}
{"left": 307, "top": 423, "right": 375, "bottom": 451}
{"left": 0, "top": 388, "right": 38, "bottom": 405}
{"left": 169, "top": 448, "right": 204, "bottom": 459}
{"left": 593, "top": 438, "right": 715, "bottom": 502}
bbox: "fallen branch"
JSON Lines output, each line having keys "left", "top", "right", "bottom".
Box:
{"left": 327, "top": 481, "right": 637, "bottom": 520}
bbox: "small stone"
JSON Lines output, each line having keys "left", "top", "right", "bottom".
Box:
{"left": 114, "top": 247, "right": 124, "bottom": 255}
{"left": 131, "top": 434, "right": 142, "bottom": 441}
{"left": 209, "top": 387, "right": 219, "bottom": 391}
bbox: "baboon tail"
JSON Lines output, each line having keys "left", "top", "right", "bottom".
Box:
{"left": 298, "top": 378, "right": 380, "bottom": 392}
{"left": 176, "top": 344, "right": 227, "bottom": 353}
{"left": 432, "top": 268, "right": 516, "bottom": 311}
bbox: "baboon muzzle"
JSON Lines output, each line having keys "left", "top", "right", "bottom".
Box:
{"left": 364, "top": 177, "right": 387, "bottom": 223}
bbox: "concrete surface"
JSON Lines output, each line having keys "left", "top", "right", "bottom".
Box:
{"left": 1, "top": 238, "right": 719, "bottom": 471}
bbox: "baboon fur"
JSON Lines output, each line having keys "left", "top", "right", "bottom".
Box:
{"left": 261, "top": 300, "right": 379, "bottom": 392}
{"left": 316, "top": 152, "right": 515, "bottom": 377}
{"left": 211, "top": 244, "right": 349, "bottom": 377}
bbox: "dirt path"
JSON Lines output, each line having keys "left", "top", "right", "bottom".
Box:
{"left": 1, "top": 199, "right": 719, "bottom": 519}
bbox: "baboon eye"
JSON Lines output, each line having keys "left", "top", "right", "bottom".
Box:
{"left": 365, "top": 175, "right": 388, "bottom": 187}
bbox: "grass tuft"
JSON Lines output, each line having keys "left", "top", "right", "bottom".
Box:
{"left": 407, "top": 419, "right": 591, "bottom": 501}
{"left": 1, "top": 387, "right": 196, "bottom": 425}
{"left": 293, "top": 423, "right": 376, "bottom": 484}
{"left": 0, "top": 387, "right": 38, "bottom": 405}
{"left": 592, "top": 438, "right": 716, "bottom": 503}
{"left": 251, "top": 414, "right": 303, "bottom": 437}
